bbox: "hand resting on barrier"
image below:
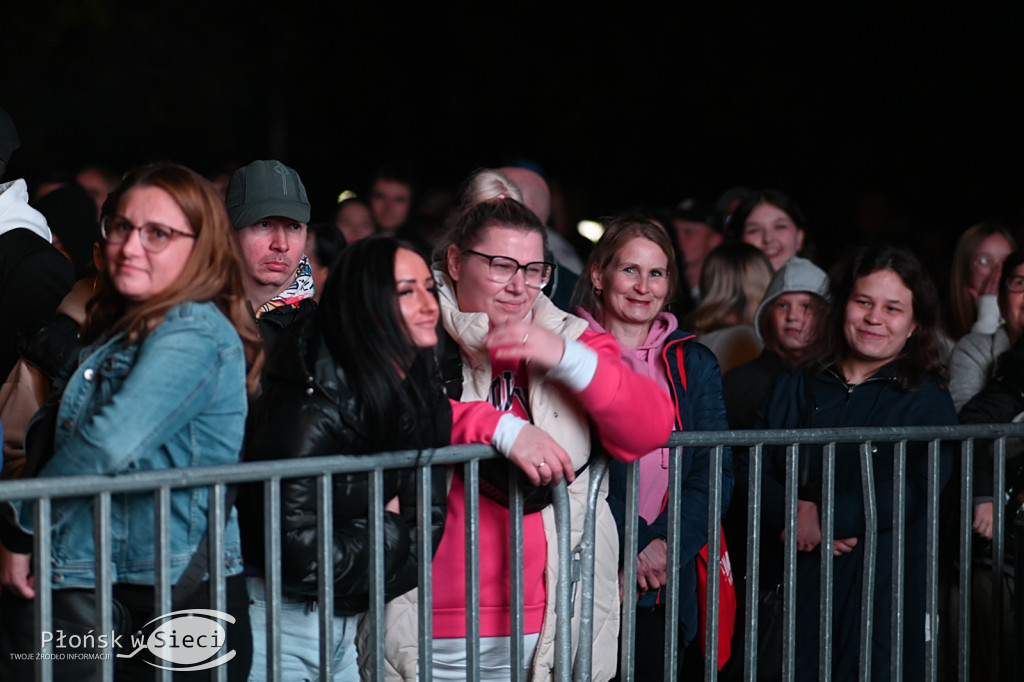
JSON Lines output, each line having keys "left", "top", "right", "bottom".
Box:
{"left": 506, "top": 424, "right": 574, "bottom": 486}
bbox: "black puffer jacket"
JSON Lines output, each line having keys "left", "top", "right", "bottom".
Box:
{"left": 239, "top": 314, "right": 449, "bottom": 616}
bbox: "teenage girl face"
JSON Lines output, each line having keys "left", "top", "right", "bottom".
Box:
{"left": 968, "top": 232, "right": 1013, "bottom": 294}
{"left": 768, "top": 292, "right": 819, "bottom": 356}
{"left": 742, "top": 202, "right": 805, "bottom": 271}
{"left": 842, "top": 269, "right": 916, "bottom": 374}
{"left": 447, "top": 225, "right": 546, "bottom": 327}
{"left": 394, "top": 247, "right": 439, "bottom": 349}
{"left": 104, "top": 186, "right": 195, "bottom": 309}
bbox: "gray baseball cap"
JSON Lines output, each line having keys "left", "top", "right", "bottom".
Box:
{"left": 225, "top": 159, "right": 310, "bottom": 229}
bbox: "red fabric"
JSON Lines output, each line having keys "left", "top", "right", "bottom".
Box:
{"left": 449, "top": 399, "right": 505, "bottom": 446}
{"left": 696, "top": 528, "right": 736, "bottom": 670}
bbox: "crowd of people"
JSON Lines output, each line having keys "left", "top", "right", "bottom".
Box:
{"left": 0, "top": 105, "right": 1018, "bottom": 681}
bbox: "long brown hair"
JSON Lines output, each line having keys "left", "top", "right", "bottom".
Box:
{"left": 948, "top": 223, "right": 1016, "bottom": 339}
{"left": 86, "top": 162, "right": 263, "bottom": 392}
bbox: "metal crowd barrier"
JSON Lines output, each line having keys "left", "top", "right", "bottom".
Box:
{"left": 1, "top": 424, "right": 1023, "bottom": 681}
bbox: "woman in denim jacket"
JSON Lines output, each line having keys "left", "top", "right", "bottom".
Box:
{"left": 0, "top": 162, "right": 262, "bottom": 681}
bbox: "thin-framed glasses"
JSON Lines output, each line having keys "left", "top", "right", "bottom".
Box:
{"left": 101, "top": 216, "right": 196, "bottom": 253}
{"left": 1005, "top": 275, "right": 1024, "bottom": 293}
{"left": 463, "top": 249, "right": 555, "bottom": 289}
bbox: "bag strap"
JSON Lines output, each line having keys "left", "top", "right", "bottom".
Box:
{"left": 171, "top": 485, "right": 238, "bottom": 607}
{"left": 438, "top": 327, "right": 464, "bottom": 401}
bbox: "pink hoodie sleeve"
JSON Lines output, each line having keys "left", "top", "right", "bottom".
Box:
{"left": 573, "top": 330, "right": 674, "bottom": 462}
{"left": 449, "top": 399, "right": 505, "bottom": 446}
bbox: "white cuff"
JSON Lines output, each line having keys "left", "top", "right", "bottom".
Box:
{"left": 971, "top": 295, "right": 1002, "bottom": 335}
{"left": 546, "top": 339, "right": 598, "bottom": 392}
{"left": 492, "top": 414, "right": 529, "bottom": 456}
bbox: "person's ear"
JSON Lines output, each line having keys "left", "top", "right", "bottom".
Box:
{"left": 446, "top": 245, "right": 462, "bottom": 283}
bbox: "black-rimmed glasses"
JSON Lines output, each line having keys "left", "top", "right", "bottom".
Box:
{"left": 463, "top": 249, "right": 555, "bottom": 289}
{"left": 101, "top": 216, "right": 196, "bottom": 253}
{"left": 1005, "top": 275, "right": 1024, "bottom": 293}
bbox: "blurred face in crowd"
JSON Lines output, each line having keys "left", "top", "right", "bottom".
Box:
{"left": 742, "top": 202, "right": 804, "bottom": 271}
{"left": 395, "top": 247, "right": 439, "bottom": 349}
{"left": 369, "top": 179, "right": 412, "bottom": 233}
{"left": 674, "top": 219, "right": 722, "bottom": 272}
{"left": 969, "top": 232, "right": 1013, "bottom": 294}
{"left": 305, "top": 232, "right": 328, "bottom": 303}
{"left": 767, "top": 292, "right": 820, "bottom": 362}
{"left": 234, "top": 216, "right": 307, "bottom": 306}
{"left": 843, "top": 269, "right": 916, "bottom": 379}
{"left": 593, "top": 237, "right": 669, "bottom": 332}
{"left": 447, "top": 224, "right": 546, "bottom": 328}
{"left": 335, "top": 200, "right": 374, "bottom": 244}
{"left": 1001, "top": 262, "right": 1024, "bottom": 343}
{"left": 105, "top": 186, "right": 195, "bottom": 309}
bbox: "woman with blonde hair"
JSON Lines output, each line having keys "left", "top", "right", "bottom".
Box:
{"left": 693, "top": 243, "right": 773, "bottom": 372}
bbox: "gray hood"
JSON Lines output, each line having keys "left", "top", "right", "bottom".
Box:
{"left": 754, "top": 256, "right": 829, "bottom": 341}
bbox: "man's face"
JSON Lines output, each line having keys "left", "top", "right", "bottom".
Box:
{"left": 235, "top": 216, "right": 307, "bottom": 296}
{"left": 673, "top": 218, "right": 721, "bottom": 269}
{"left": 369, "top": 179, "right": 412, "bottom": 232}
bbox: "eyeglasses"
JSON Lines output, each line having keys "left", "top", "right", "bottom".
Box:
{"left": 973, "top": 254, "right": 1001, "bottom": 269}
{"left": 101, "top": 216, "right": 196, "bottom": 253}
{"left": 1005, "top": 276, "right": 1024, "bottom": 293}
{"left": 463, "top": 249, "right": 555, "bottom": 289}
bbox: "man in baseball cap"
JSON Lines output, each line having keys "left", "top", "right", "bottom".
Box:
{"left": 226, "top": 160, "right": 316, "bottom": 332}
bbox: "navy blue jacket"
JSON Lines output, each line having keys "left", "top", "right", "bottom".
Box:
{"left": 751, "top": 363, "right": 955, "bottom": 681}
{"left": 607, "top": 330, "right": 734, "bottom": 645}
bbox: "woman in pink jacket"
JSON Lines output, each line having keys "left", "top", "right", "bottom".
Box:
{"left": 378, "top": 196, "right": 674, "bottom": 681}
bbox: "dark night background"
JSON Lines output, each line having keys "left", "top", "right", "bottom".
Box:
{"left": 4, "top": 3, "right": 1024, "bottom": 283}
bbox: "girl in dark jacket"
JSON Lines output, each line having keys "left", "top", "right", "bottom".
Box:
{"left": 752, "top": 246, "right": 956, "bottom": 682}
{"left": 240, "top": 237, "right": 571, "bottom": 681}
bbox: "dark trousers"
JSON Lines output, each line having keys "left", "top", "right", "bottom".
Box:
{"left": 0, "top": 575, "right": 252, "bottom": 681}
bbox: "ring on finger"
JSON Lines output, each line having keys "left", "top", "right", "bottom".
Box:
{"left": 522, "top": 333, "right": 529, "bottom": 345}
{"left": 537, "top": 461, "right": 546, "bottom": 467}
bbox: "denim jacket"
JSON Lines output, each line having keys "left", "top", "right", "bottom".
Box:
{"left": 17, "top": 301, "right": 247, "bottom": 588}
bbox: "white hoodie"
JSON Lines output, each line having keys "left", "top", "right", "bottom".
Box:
{"left": 0, "top": 179, "right": 52, "bottom": 242}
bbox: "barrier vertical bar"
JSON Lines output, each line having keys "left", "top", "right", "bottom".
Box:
{"left": 418, "top": 464, "right": 435, "bottom": 682}
{"left": 858, "top": 441, "right": 877, "bottom": 682}
{"left": 317, "top": 474, "right": 335, "bottom": 680}
{"left": 664, "top": 445, "right": 683, "bottom": 682}
{"left": 510, "top": 462, "right": 525, "bottom": 682}
{"left": 744, "top": 443, "right": 763, "bottom": 682}
{"left": 94, "top": 492, "right": 113, "bottom": 682}
{"left": 703, "top": 444, "right": 723, "bottom": 682}
{"left": 957, "top": 440, "right": 973, "bottom": 682}
{"left": 465, "top": 459, "right": 481, "bottom": 682}
{"left": 991, "top": 436, "right": 1006, "bottom": 682}
{"left": 34, "top": 497, "right": 53, "bottom": 682}
{"left": 263, "top": 478, "right": 282, "bottom": 682}
{"left": 208, "top": 483, "right": 227, "bottom": 682}
{"left": 890, "top": 441, "right": 906, "bottom": 682}
{"left": 573, "top": 455, "right": 608, "bottom": 682}
{"left": 154, "top": 486, "right": 172, "bottom": 682}
{"left": 553, "top": 482, "right": 573, "bottom": 681}
{"left": 818, "top": 443, "right": 835, "bottom": 682}
{"left": 781, "top": 443, "right": 798, "bottom": 682}
{"left": 621, "top": 459, "right": 640, "bottom": 682}
{"left": 924, "top": 439, "right": 941, "bottom": 682}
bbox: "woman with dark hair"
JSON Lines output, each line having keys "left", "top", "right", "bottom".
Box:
{"left": 0, "top": 161, "right": 263, "bottom": 680}
{"left": 947, "top": 222, "right": 1016, "bottom": 340}
{"left": 729, "top": 189, "right": 809, "bottom": 271}
{"left": 752, "top": 246, "right": 956, "bottom": 681}
{"left": 380, "top": 196, "right": 673, "bottom": 681}
{"left": 240, "top": 236, "right": 571, "bottom": 681}
{"left": 572, "top": 217, "right": 733, "bottom": 677}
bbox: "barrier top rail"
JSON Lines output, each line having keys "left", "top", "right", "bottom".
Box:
{"left": 2, "top": 423, "right": 1023, "bottom": 503}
